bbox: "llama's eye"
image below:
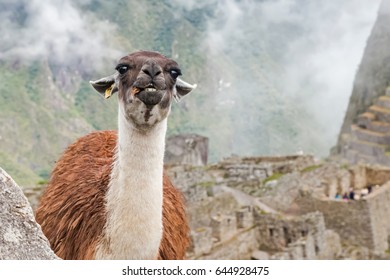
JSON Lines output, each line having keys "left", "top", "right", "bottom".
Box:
{"left": 116, "top": 65, "right": 129, "bottom": 75}
{"left": 169, "top": 69, "right": 181, "bottom": 79}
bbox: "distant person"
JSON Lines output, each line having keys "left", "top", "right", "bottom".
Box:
{"left": 367, "top": 185, "right": 373, "bottom": 194}
{"left": 349, "top": 189, "right": 355, "bottom": 200}
{"left": 335, "top": 193, "right": 341, "bottom": 199}
{"left": 342, "top": 193, "right": 348, "bottom": 201}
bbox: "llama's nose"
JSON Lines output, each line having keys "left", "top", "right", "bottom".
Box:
{"left": 141, "top": 62, "right": 162, "bottom": 78}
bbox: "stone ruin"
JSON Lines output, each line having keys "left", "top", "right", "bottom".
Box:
{"left": 165, "top": 134, "right": 209, "bottom": 166}
{"left": 3, "top": 133, "right": 390, "bottom": 259}
{"left": 167, "top": 152, "right": 390, "bottom": 259}
{"left": 166, "top": 154, "right": 344, "bottom": 259}
{"left": 255, "top": 211, "right": 341, "bottom": 260}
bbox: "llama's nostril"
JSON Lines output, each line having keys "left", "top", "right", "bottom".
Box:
{"left": 142, "top": 69, "right": 151, "bottom": 76}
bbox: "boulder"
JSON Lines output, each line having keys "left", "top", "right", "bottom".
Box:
{"left": 0, "top": 167, "right": 58, "bottom": 259}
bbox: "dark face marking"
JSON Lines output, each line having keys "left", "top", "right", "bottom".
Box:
{"left": 144, "top": 105, "right": 153, "bottom": 123}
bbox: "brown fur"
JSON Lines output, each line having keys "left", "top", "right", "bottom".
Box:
{"left": 35, "top": 131, "right": 190, "bottom": 260}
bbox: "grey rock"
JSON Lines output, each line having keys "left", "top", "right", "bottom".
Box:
{"left": 0, "top": 167, "right": 59, "bottom": 260}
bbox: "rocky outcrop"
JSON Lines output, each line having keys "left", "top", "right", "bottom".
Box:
{"left": 336, "top": 0, "right": 390, "bottom": 156}
{"left": 0, "top": 167, "right": 58, "bottom": 260}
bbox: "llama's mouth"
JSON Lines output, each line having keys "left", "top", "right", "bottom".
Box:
{"left": 131, "top": 86, "right": 158, "bottom": 95}
{"left": 132, "top": 86, "right": 165, "bottom": 106}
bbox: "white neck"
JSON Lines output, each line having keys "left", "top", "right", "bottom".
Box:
{"left": 95, "top": 106, "right": 166, "bottom": 259}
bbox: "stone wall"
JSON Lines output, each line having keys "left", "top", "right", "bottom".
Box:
{"left": 295, "top": 195, "right": 374, "bottom": 250}
{"left": 220, "top": 155, "right": 315, "bottom": 183}
{"left": 365, "top": 166, "right": 390, "bottom": 186}
{"left": 367, "top": 182, "right": 390, "bottom": 254}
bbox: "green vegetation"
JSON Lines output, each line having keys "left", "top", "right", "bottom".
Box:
{"left": 385, "top": 147, "right": 390, "bottom": 157}
{"left": 263, "top": 173, "right": 284, "bottom": 185}
{"left": 197, "top": 181, "right": 215, "bottom": 188}
{"left": 37, "top": 180, "right": 49, "bottom": 185}
{"left": 195, "top": 227, "right": 207, "bottom": 233}
{"left": 301, "top": 164, "right": 323, "bottom": 173}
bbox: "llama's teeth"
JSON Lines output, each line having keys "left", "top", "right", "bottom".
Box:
{"left": 145, "top": 88, "right": 157, "bottom": 92}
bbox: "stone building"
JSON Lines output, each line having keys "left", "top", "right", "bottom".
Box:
{"left": 165, "top": 134, "right": 209, "bottom": 166}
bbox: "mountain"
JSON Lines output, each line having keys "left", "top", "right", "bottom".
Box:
{"left": 0, "top": 0, "right": 381, "bottom": 185}
{"left": 335, "top": 0, "right": 390, "bottom": 153}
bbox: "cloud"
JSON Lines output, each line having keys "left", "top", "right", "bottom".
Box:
{"left": 174, "top": 0, "right": 382, "bottom": 156}
{"left": 0, "top": 0, "right": 122, "bottom": 69}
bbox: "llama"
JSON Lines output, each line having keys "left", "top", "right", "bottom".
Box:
{"left": 35, "top": 51, "right": 196, "bottom": 260}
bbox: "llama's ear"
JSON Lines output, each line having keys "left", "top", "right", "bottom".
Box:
{"left": 174, "top": 78, "right": 197, "bottom": 102}
{"left": 89, "top": 74, "right": 118, "bottom": 99}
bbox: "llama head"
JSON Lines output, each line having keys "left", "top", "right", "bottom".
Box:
{"left": 90, "top": 51, "right": 196, "bottom": 130}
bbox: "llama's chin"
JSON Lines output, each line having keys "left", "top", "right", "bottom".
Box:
{"left": 122, "top": 105, "right": 167, "bottom": 131}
